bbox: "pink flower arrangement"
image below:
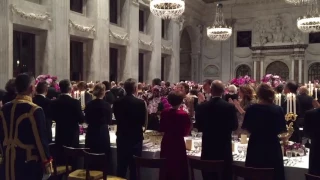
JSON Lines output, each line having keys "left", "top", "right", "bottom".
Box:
{"left": 35, "top": 74, "right": 59, "bottom": 91}
{"left": 230, "top": 75, "right": 255, "bottom": 87}
{"left": 284, "top": 143, "right": 307, "bottom": 156}
{"left": 261, "top": 74, "right": 282, "bottom": 88}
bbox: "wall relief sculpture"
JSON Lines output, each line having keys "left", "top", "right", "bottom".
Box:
{"left": 252, "top": 14, "right": 302, "bottom": 46}
{"left": 203, "top": 65, "right": 219, "bottom": 77}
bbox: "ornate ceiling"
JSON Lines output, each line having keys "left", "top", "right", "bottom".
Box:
{"left": 202, "top": 0, "right": 228, "bottom": 3}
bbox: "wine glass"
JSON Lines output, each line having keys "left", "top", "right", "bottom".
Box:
{"left": 232, "top": 133, "right": 238, "bottom": 142}
{"left": 286, "top": 150, "right": 293, "bottom": 164}
{"left": 298, "top": 148, "right": 304, "bottom": 162}
{"left": 238, "top": 148, "right": 243, "bottom": 158}
{"left": 191, "top": 129, "right": 198, "bottom": 139}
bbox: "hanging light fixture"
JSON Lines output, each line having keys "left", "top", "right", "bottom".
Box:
{"left": 207, "top": 3, "right": 232, "bottom": 41}
{"left": 297, "top": 0, "right": 320, "bottom": 33}
{"left": 285, "top": 0, "right": 311, "bottom": 5}
{"left": 150, "top": 0, "right": 185, "bottom": 20}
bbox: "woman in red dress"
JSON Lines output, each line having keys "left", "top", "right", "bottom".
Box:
{"left": 159, "top": 91, "right": 192, "bottom": 180}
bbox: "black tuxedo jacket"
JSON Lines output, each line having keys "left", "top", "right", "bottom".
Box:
{"left": 297, "top": 94, "right": 314, "bottom": 119}
{"left": 33, "top": 95, "right": 53, "bottom": 142}
{"left": 113, "top": 95, "right": 147, "bottom": 144}
{"left": 103, "top": 91, "right": 116, "bottom": 105}
{"left": 304, "top": 108, "right": 320, "bottom": 176}
{"left": 51, "top": 95, "right": 84, "bottom": 147}
{"left": 196, "top": 97, "right": 238, "bottom": 161}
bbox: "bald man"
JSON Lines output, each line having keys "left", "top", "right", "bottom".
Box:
{"left": 195, "top": 80, "right": 238, "bottom": 180}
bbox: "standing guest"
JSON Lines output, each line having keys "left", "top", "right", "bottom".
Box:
{"left": 297, "top": 86, "right": 314, "bottom": 120}
{"left": 136, "top": 82, "right": 145, "bottom": 100}
{"left": 159, "top": 91, "right": 192, "bottom": 180}
{"left": 177, "top": 82, "right": 195, "bottom": 118}
{"left": 77, "top": 81, "right": 93, "bottom": 105}
{"left": 113, "top": 78, "right": 147, "bottom": 180}
{"left": 152, "top": 78, "right": 161, "bottom": 87}
{"left": 282, "top": 81, "right": 301, "bottom": 142}
{"left": 224, "top": 85, "right": 238, "bottom": 102}
{"left": 229, "top": 85, "right": 255, "bottom": 137}
{"left": 0, "top": 89, "right": 6, "bottom": 108}
{"left": 242, "top": 83, "right": 287, "bottom": 180}
{"left": 102, "top": 81, "right": 116, "bottom": 105}
{"left": 2, "top": 78, "right": 16, "bottom": 105}
{"left": 0, "top": 73, "right": 52, "bottom": 180}
{"left": 51, "top": 80, "right": 84, "bottom": 164}
{"left": 85, "top": 83, "right": 112, "bottom": 170}
{"left": 33, "top": 81, "right": 53, "bottom": 143}
{"left": 304, "top": 102, "right": 320, "bottom": 176}
{"left": 202, "top": 79, "right": 213, "bottom": 101}
{"left": 47, "top": 81, "right": 59, "bottom": 100}
{"left": 275, "top": 84, "right": 285, "bottom": 105}
{"left": 195, "top": 80, "right": 238, "bottom": 180}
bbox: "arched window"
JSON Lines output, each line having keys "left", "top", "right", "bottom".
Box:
{"left": 236, "top": 64, "right": 251, "bottom": 77}
{"left": 266, "top": 61, "right": 289, "bottom": 80}
{"left": 308, "top": 63, "right": 320, "bottom": 81}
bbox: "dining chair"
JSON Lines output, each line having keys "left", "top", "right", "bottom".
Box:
{"left": 48, "top": 143, "right": 72, "bottom": 180}
{"left": 232, "top": 165, "right": 274, "bottom": 180}
{"left": 134, "top": 156, "right": 166, "bottom": 180}
{"left": 188, "top": 157, "right": 224, "bottom": 180}
{"left": 306, "top": 173, "right": 320, "bottom": 180}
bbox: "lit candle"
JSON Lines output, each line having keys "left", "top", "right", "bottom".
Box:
{"left": 316, "top": 88, "right": 318, "bottom": 100}
{"left": 80, "top": 91, "right": 85, "bottom": 108}
{"left": 289, "top": 93, "right": 293, "bottom": 113}
{"left": 279, "top": 93, "right": 281, "bottom": 106}
{"left": 293, "top": 94, "right": 296, "bottom": 115}
{"left": 287, "top": 94, "right": 290, "bottom": 114}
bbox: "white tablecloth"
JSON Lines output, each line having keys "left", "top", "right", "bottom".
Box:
{"left": 52, "top": 132, "right": 308, "bottom": 180}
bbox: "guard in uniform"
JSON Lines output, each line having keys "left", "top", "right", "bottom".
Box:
{"left": 0, "top": 74, "right": 52, "bottom": 180}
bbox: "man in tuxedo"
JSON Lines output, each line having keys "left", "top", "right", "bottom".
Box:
{"left": 297, "top": 86, "right": 314, "bottom": 133}
{"left": 282, "top": 81, "right": 301, "bottom": 142}
{"left": 33, "top": 81, "right": 53, "bottom": 143}
{"left": 102, "top": 81, "right": 116, "bottom": 105}
{"left": 196, "top": 80, "right": 238, "bottom": 180}
{"left": 113, "top": 78, "right": 147, "bottom": 180}
{"left": 77, "top": 81, "right": 93, "bottom": 105}
{"left": 51, "top": 80, "right": 84, "bottom": 164}
{"left": 304, "top": 106, "right": 320, "bottom": 176}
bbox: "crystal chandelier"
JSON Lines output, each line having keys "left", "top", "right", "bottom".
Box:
{"left": 207, "top": 3, "right": 232, "bottom": 41}
{"left": 150, "top": 0, "right": 185, "bottom": 20}
{"left": 285, "top": 0, "right": 311, "bottom": 5}
{"left": 297, "top": 0, "right": 320, "bottom": 33}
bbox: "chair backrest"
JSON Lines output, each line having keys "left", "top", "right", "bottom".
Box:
{"left": 306, "top": 173, "right": 320, "bottom": 180}
{"left": 63, "top": 146, "right": 89, "bottom": 175}
{"left": 134, "top": 156, "right": 166, "bottom": 180}
{"left": 83, "top": 151, "right": 107, "bottom": 180}
{"left": 232, "top": 165, "right": 274, "bottom": 180}
{"left": 188, "top": 157, "right": 224, "bottom": 180}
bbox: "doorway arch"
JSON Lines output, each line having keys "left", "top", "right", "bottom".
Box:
{"left": 266, "top": 61, "right": 289, "bottom": 80}
{"left": 180, "top": 28, "right": 192, "bottom": 81}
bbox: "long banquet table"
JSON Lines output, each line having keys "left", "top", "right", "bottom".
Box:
{"left": 52, "top": 132, "right": 309, "bottom": 180}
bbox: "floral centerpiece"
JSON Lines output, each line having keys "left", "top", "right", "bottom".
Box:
{"left": 283, "top": 142, "right": 308, "bottom": 157}
{"left": 230, "top": 75, "right": 255, "bottom": 87}
{"left": 261, "top": 74, "right": 282, "bottom": 88}
{"left": 35, "top": 74, "right": 59, "bottom": 91}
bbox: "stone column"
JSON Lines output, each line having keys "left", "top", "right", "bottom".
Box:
{"left": 0, "top": 0, "right": 13, "bottom": 88}
{"left": 85, "top": 0, "right": 110, "bottom": 81}
{"left": 121, "top": 1, "right": 139, "bottom": 81}
{"left": 260, "top": 60, "right": 264, "bottom": 80}
{"left": 191, "top": 53, "right": 200, "bottom": 81}
{"left": 145, "top": 11, "right": 162, "bottom": 84}
{"left": 298, "top": 59, "right": 302, "bottom": 83}
{"left": 291, "top": 59, "right": 295, "bottom": 80}
{"left": 167, "top": 20, "right": 180, "bottom": 83}
{"left": 45, "top": 0, "right": 70, "bottom": 79}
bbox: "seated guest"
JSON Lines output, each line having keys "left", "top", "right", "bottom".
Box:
{"left": 196, "top": 80, "right": 238, "bottom": 180}
{"left": 304, "top": 105, "right": 320, "bottom": 176}
{"left": 102, "top": 81, "right": 116, "bottom": 105}
{"left": 224, "top": 84, "right": 238, "bottom": 102}
{"left": 77, "top": 81, "right": 93, "bottom": 105}
{"left": 242, "top": 83, "right": 287, "bottom": 180}
{"left": 113, "top": 78, "right": 147, "bottom": 180}
{"left": 2, "top": 78, "right": 16, "bottom": 105}
{"left": 85, "top": 83, "right": 112, "bottom": 170}
{"left": 159, "top": 91, "right": 192, "bottom": 180}
{"left": 33, "top": 81, "right": 53, "bottom": 143}
{"left": 51, "top": 79, "right": 84, "bottom": 164}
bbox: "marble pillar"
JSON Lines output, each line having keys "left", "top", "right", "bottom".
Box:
{"left": 0, "top": 0, "right": 13, "bottom": 88}
{"left": 253, "top": 61, "right": 257, "bottom": 81}
{"left": 145, "top": 12, "right": 162, "bottom": 84}
{"left": 86, "top": 0, "right": 110, "bottom": 81}
{"left": 298, "top": 59, "right": 302, "bottom": 83}
{"left": 291, "top": 59, "right": 295, "bottom": 80}
{"left": 260, "top": 60, "right": 264, "bottom": 79}
{"left": 191, "top": 53, "right": 200, "bottom": 82}
{"left": 167, "top": 21, "right": 180, "bottom": 83}
{"left": 121, "top": 1, "right": 139, "bottom": 81}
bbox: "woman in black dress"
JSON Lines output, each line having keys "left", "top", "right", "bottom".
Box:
{"left": 85, "top": 83, "right": 112, "bottom": 155}
{"left": 242, "top": 83, "right": 287, "bottom": 180}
